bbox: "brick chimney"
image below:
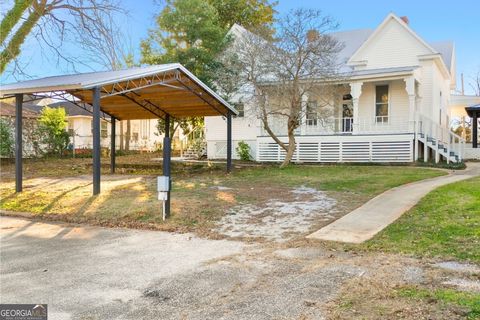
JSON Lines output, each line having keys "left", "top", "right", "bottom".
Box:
{"left": 400, "top": 16, "right": 409, "bottom": 25}
{"left": 307, "top": 29, "right": 319, "bottom": 43}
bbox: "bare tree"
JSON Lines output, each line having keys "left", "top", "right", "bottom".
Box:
{"left": 470, "top": 67, "right": 480, "bottom": 96}
{"left": 74, "top": 9, "right": 136, "bottom": 151}
{"left": 1, "top": 0, "right": 124, "bottom": 76}
{"left": 220, "top": 9, "right": 342, "bottom": 167}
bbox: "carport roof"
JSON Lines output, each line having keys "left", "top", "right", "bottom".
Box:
{"left": 465, "top": 104, "right": 480, "bottom": 118}
{"left": 0, "top": 63, "right": 237, "bottom": 120}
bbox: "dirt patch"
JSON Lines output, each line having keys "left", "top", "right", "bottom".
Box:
{"left": 324, "top": 252, "right": 480, "bottom": 319}
{"left": 215, "top": 186, "right": 338, "bottom": 241}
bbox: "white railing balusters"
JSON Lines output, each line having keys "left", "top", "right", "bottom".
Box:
{"left": 415, "top": 112, "right": 465, "bottom": 163}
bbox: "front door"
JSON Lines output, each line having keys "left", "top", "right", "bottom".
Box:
{"left": 342, "top": 103, "right": 353, "bottom": 133}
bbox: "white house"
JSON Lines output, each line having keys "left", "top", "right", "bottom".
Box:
{"left": 205, "top": 13, "right": 478, "bottom": 162}
{"left": 27, "top": 100, "right": 163, "bottom": 152}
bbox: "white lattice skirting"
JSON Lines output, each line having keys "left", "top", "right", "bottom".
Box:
{"left": 256, "top": 134, "right": 414, "bottom": 163}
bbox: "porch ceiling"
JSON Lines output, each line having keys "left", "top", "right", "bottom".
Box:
{"left": 0, "top": 64, "right": 237, "bottom": 120}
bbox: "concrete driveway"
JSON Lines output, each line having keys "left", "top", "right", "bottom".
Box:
{"left": 1, "top": 216, "right": 364, "bottom": 320}
{"left": 2, "top": 215, "right": 479, "bottom": 319}
{"left": 0, "top": 217, "right": 246, "bottom": 319}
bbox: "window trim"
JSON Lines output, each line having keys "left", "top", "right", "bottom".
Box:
{"left": 234, "top": 102, "right": 245, "bottom": 118}
{"left": 306, "top": 100, "right": 318, "bottom": 126}
{"left": 374, "top": 84, "right": 390, "bottom": 124}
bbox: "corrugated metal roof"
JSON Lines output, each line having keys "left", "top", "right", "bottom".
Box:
{"left": 465, "top": 104, "right": 480, "bottom": 117}
{"left": 0, "top": 63, "right": 237, "bottom": 119}
{"left": 0, "top": 64, "right": 180, "bottom": 94}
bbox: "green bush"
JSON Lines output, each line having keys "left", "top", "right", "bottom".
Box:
{"left": 236, "top": 141, "right": 251, "bottom": 161}
{"left": 0, "top": 119, "right": 14, "bottom": 157}
{"left": 37, "top": 106, "right": 71, "bottom": 156}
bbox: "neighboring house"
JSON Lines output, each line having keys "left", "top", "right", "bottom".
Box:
{"left": 205, "top": 13, "right": 477, "bottom": 162}
{"left": 0, "top": 98, "right": 40, "bottom": 157}
{"left": 27, "top": 101, "right": 164, "bottom": 152}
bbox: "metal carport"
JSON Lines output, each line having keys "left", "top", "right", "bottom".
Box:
{"left": 0, "top": 63, "right": 237, "bottom": 217}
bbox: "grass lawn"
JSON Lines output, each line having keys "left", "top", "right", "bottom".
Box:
{"left": 397, "top": 286, "right": 480, "bottom": 320}
{"left": 363, "top": 176, "right": 480, "bottom": 262}
{"left": 0, "top": 156, "right": 445, "bottom": 237}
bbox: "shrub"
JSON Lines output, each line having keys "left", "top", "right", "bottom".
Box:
{"left": 0, "top": 118, "right": 14, "bottom": 157}
{"left": 37, "top": 106, "right": 71, "bottom": 156}
{"left": 236, "top": 141, "right": 251, "bottom": 161}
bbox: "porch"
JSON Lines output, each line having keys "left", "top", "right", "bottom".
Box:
{"left": 261, "top": 69, "right": 419, "bottom": 137}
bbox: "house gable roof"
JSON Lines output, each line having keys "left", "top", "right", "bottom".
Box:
{"left": 348, "top": 13, "right": 437, "bottom": 65}
{"left": 26, "top": 101, "right": 96, "bottom": 117}
{"left": 229, "top": 15, "right": 454, "bottom": 79}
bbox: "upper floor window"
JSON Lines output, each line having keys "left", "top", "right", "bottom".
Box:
{"left": 306, "top": 100, "right": 318, "bottom": 126}
{"left": 234, "top": 102, "right": 244, "bottom": 118}
{"left": 375, "top": 85, "right": 389, "bottom": 123}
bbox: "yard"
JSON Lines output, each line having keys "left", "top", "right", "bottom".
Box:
{"left": 0, "top": 154, "right": 445, "bottom": 240}
{"left": 1, "top": 155, "right": 480, "bottom": 319}
{"left": 327, "top": 175, "right": 480, "bottom": 319}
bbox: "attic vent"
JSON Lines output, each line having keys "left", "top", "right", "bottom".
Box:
{"left": 400, "top": 16, "right": 409, "bottom": 25}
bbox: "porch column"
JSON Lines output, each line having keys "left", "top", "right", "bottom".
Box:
{"left": 15, "top": 94, "right": 23, "bottom": 193}
{"left": 92, "top": 86, "right": 101, "bottom": 195}
{"left": 349, "top": 82, "right": 363, "bottom": 134}
{"left": 473, "top": 111, "right": 478, "bottom": 148}
{"left": 300, "top": 92, "right": 308, "bottom": 135}
{"left": 404, "top": 77, "right": 416, "bottom": 131}
{"left": 404, "top": 76, "right": 417, "bottom": 160}
{"left": 110, "top": 117, "right": 116, "bottom": 174}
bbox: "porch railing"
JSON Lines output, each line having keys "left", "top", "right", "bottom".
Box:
{"left": 416, "top": 113, "right": 465, "bottom": 161}
{"left": 260, "top": 116, "right": 411, "bottom": 136}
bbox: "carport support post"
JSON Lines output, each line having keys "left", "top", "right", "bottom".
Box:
{"left": 163, "top": 114, "right": 171, "bottom": 218}
{"left": 473, "top": 111, "right": 478, "bottom": 148}
{"left": 15, "top": 94, "right": 23, "bottom": 193}
{"left": 92, "top": 87, "right": 101, "bottom": 195}
{"left": 226, "top": 111, "right": 232, "bottom": 173}
{"left": 110, "top": 117, "right": 116, "bottom": 173}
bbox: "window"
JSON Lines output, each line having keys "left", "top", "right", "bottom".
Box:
{"left": 90, "top": 120, "right": 108, "bottom": 138}
{"left": 306, "top": 101, "right": 318, "bottom": 126}
{"left": 235, "top": 102, "right": 244, "bottom": 117}
{"left": 101, "top": 121, "right": 108, "bottom": 138}
{"left": 68, "top": 119, "right": 75, "bottom": 136}
{"left": 132, "top": 132, "right": 139, "bottom": 142}
{"left": 375, "top": 85, "right": 389, "bottom": 123}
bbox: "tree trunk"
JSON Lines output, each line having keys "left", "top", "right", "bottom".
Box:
{"left": 0, "top": 0, "right": 33, "bottom": 45}
{"left": 280, "top": 126, "right": 296, "bottom": 168}
{"left": 125, "top": 120, "right": 131, "bottom": 151}
{"left": 1, "top": 2, "right": 45, "bottom": 73}
{"left": 119, "top": 121, "right": 124, "bottom": 151}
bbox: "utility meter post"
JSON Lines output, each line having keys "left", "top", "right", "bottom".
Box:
{"left": 162, "top": 114, "right": 171, "bottom": 218}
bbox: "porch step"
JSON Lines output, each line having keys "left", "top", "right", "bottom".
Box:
{"left": 418, "top": 135, "right": 461, "bottom": 163}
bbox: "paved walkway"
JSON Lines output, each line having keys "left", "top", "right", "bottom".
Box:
{"left": 308, "top": 163, "right": 480, "bottom": 244}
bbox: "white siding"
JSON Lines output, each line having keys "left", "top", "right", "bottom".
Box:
{"left": 352, "top": 18, "right": 431, "bottom": 69}
{"left": 358, "top": 80, "right": 409, "bottom": 126}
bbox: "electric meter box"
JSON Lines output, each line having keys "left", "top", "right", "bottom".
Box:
{"left": 157, "top": 176, "right": 170, "bottom": 192}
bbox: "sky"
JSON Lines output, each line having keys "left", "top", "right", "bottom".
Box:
{"left": 2, "top": 0, "right": 480, "bottom": 94}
